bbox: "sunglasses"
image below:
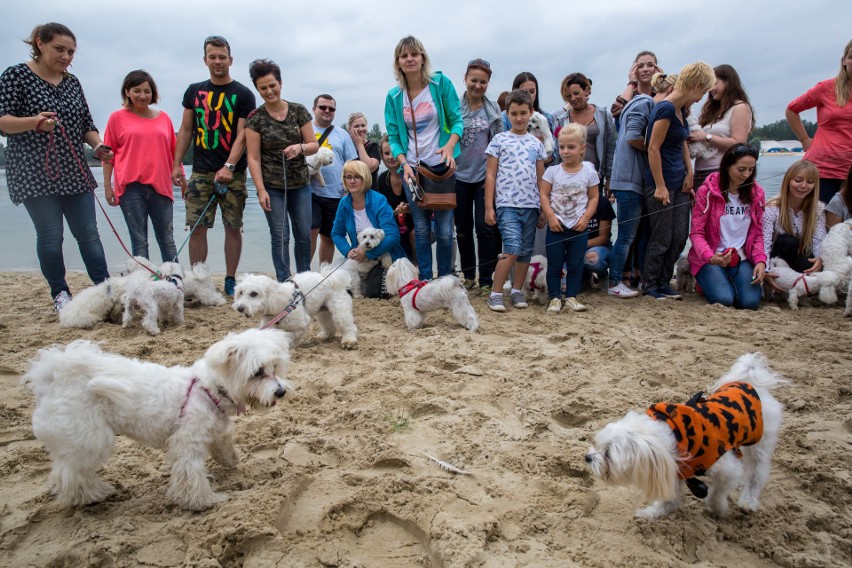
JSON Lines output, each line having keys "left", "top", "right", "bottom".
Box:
{"left": 317, "top": 105, "right": 336, "bottom": 112}
{"left": 204, "top": 35, "right": 229, "bottom": 46}
{"left": 731, "top": 144, "right": 759, "bottom": 158}
{"left": 467, "top": 58, "right": 491, "bottom": 69}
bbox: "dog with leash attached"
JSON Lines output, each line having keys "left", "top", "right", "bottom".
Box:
{"left": 121, "top": 262, "right": 185, "bottom": 335}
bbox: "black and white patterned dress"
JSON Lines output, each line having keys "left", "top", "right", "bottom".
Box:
{"left": 0, "top": 63, "right": 98, "bottom": 205}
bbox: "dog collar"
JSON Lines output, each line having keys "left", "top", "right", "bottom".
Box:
{"left": 398, "top": 279, "right": 427, "bottom": 311}
{"left": 528, "top": 262, "right": 543, "bottom": 291}
{"left": 168, "top": 274, "right": 184, "bottom": 291}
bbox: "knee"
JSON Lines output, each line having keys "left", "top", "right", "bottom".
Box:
{"left": 584, "top": 250, "right": 599, "bottom": 264}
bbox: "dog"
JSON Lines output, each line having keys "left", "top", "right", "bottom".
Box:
{"left": 305, "top": 146, "right": 334, "bottom": 187}
{"left": 59, "top": 276, "right": 130, "bottom": 329}
{"left": 766, "top": 258, "right": 835, "bottom": 310}
{"left": 121, "top": 262, "right": 185, "bottom": 335}
{"left": 674, "top": 253, "right": 695, "bottom": 293}
{"left": 23, "top": 328, "right": 293, "bottom": 511}
{"left": 124, "top": 256, "right": 225, "bottom": 307}
{"left": 814, "top": 220, "right": 852, "bottom": 306}
{"left": 522, "top": 255, "right": 549, "bottom": 305}
{"left": 232, "top": 271, "right": 358, "bottom": 349}
{"left": 585, "top": 353, "right": 784, "bottom": 519}
{"left": 339, "top": 227, "right": 394, "bottom": 297}
{"left": 385, "top": 257, "right": 479, "bottom": 332}
{"left": 528, "top": 112, "right": 554, "bottom": 156}
{"left": 686, "top": 115, "right": 718, "bottom": 162}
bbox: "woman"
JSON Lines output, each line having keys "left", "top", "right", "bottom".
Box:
{"left": 245, "top": 59, "right": 318, "bottom": 282}
{"left": 384, "top": 35, "right": 463, "bottom": 280}
{"left": 103, "top": 70, "right": 179, "bottom": 263}
{"left": 347, "top": 112, "right": 380, "bottom": 189}
{"left": 643, "top": 62, "right": 715, "bottom": 300}
{"left": 611, "top": 50, "right": 661, "bottom": 123}
{"left": 688, "top": 144, "right": 766, "bottom": 310}
{"left": 689, "top": 64, "right": 755, "bottom": 188}
{"left": 377, "top": 135, "right": 416, "bottom": 261}
{"left": 331, "top": 160, "right": 405, "bottom": 270}
{"left": 0, "top": 23, "right": 110, "bottom": 311}
{"left": 825, "top": 164, "right": 852, "bottom": 227}
{"left": 455, "top": 58, "right": 503, "bottom": 294}
{"left": 786, "top": 39, "right": 852, "bottom": 203}
{"left": 552, "top": 73, "right": 616, "bottom": 194}
{"left": 502, "top": 72, "right": 555, "bottom": 152}
{"left": 606, "top": 72, "right": 677, "bottom": 298}
{"left": 762, "top": 160, "right": 826, "bottom": 277}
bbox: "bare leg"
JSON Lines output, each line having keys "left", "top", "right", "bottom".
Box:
{"left": 224, "top": 226, "right": 242, "bottom": 278}
{"left": 189, "top": 226, "right": 209, "bottom": 266}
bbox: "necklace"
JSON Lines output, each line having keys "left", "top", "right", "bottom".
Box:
{"left": 268, "top": 100, "right": 288, "bottom": 120}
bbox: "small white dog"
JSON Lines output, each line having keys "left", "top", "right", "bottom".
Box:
{"left": 385, "top": 257, "right": 479, "bottom": 332}
{"left": 522, "top": 255, "right": 549, "bottom": 305}
{"left": 305, "top": 146, "right": 334, "bottom": 187}
{"left": 674, "top": 253, "right": 695, "bottom": 293}
{"left": 686, "top": 115, "right": 718, "bottom": 162}
{"left": 340, "top": 227, "right": 394, "bottom": 297}
{"left": 124, "top": 257, "right": 225, "bottom": 307}
{"left": 23, "top": 328, "right": 293, "bottom": 511}
{"left": 586, "top": 353, "right": 784, "bottom": 519}
{"left": 814, "top": 220, "right": 852, "bottom": 306}
{"left": 233, "top": 271, "right": 358, "bottom": 349}
{"left": 122, "top": 262, "right": 185, "bottom": 335}
{"left": 766, "top": 258, "right": 835, "bottom": 310}
{"left": 528, "top": 112, "right": 554, "bottom": 156}
{"left": 59, "top": 276, "right": 129, "bottom": 329}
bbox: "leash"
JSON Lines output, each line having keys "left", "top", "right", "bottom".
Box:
{"left": 172, "top": 190, "right": 219, "bottom": 262}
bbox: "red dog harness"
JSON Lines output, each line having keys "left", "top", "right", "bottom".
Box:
{"left": 398, "top": 279, "right": 427, "bottom": 311}
{"left": 528, "top": 262, "right": 543, "bottom": 291}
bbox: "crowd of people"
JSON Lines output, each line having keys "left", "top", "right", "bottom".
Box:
{"left": 2, "top": 23, "right": 851, "bottom": 314}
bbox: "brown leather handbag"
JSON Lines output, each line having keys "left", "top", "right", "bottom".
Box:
{"left": 408, "top": 89, "right": 456, "bottom": 211}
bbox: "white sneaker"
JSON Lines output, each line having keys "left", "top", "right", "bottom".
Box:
{"left": 53, "top": 290, "right": 72, "bottom": 312}
{"left": 608, "top": 282, "right": 640, "bottom": 298}
{"left": 565, "top": 297, "right": 586, "bottom": 312}
{"left": 547, "top": 298, "right": 562, "bottom": 313}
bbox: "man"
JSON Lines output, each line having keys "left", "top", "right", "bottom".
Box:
{"left": 172, "top": 35, "right": 256, "bottom": 296}
{"left": 310, "top": 94, "right": 358, "bottom": 265}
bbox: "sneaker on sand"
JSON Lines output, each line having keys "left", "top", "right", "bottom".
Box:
{"left": 478, "top": 285, "right": 493, "bottom": 297}
{"left": 565, "top": 297, "right": 586, "bottom": 312}
{"left": 224, "top": 276, "right": 237, "bottom": 296}
{"left": 645, "top": 288, "right": 667, "bottom": 300}
{"left": 547, "top": 298, "right": 562, "bottom": 313}
{"left": 657, "top": 284, "right": 683, "bottom": 300}
{"left": 510, "top": 291, "right": 528, "bottom": 309}
{"left": 608, "top": 282, "right": 640, "bottom": 298}
{"left": 53, "top": 290, "right": 72, "bottom": 312}
{"left": 487, "top": 294, "right": 506, "bottom": 312}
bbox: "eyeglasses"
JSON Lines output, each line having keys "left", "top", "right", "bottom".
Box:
{"left": 467, "top": 58, "right": 491, "bottom": 69}
{"left": 317, "top": 105, "right": 336, "bottom": 112}
{"left": 343, "top": 175, "right": 362, "bottom": 182}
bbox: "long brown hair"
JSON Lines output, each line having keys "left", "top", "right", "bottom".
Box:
{"left": 836, "top": 39, "right": 852, "bottom": 107}
{"left": 718, "top": 144, "right": 759, "bottom": 205}
{"left": 768, "top": 160, "right": 821, "bottom": 254}
{"left": 698, "top": 64, "right": 755, "bottom": 130}
{"left": 24, "top": 22, "right": 75, "bottom": 61}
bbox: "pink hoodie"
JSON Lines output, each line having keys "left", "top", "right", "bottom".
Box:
{"left": 688, "top": 172, "right": 767, "bottom": 276}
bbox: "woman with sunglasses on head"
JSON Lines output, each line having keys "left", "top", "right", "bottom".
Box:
{"left": 347, "top": 112, "right": 381, "bottom": 189}
{"left": 0, "top": 22, "right": 111, "bottom": 312}
{"left": 455, "top": 58, "right": 504, "bottom": 294}
{"left": 688, "top": 144, "right": 766, "bottom": 309}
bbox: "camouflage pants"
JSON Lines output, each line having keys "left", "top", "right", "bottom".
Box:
{"left": 185, "top": 171, "right": 247, "bottom": 229}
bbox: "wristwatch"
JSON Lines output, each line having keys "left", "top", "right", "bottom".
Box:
{"left": 705, "top": 134, "right": 713, "bottom": 142}
{"left": 224, "top": 162, "right": 236, "bottom": 172}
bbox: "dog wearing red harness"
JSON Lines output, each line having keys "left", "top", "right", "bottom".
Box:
{"left": 385, "top": 258, "right": 479, "bottom": 332}
{"left": 522, "top": 255, "right": 550, "bottom": 305}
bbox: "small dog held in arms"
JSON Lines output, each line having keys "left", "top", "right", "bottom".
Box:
{"left": 23, "top": 328, "right": 293, "bottom": 511}
{"left": 232, "top": 271, "right": 358, "bottom": 349}
{"left": 305, "top": 146, "right": 334, "bottom": 186}
{"left": 385, "top": 257, "right": 479, "bottom": 332}
{"left": 585, "top": 353, "right": 785, "bottom": 519}
{"left": 528, "top": 111, "right": 554, "bottom": 155}
{"left": 340, "top": 227, "right": 394, "bottom": 298}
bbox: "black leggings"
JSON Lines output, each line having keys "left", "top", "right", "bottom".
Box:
{"left": 770, "top": 234, "right": 815, "bottom": 272}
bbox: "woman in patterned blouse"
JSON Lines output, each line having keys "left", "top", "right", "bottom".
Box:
{"left": 0, "top": 22, "right": 112, "bottom": 312}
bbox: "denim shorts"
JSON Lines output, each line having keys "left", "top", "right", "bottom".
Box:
{"left": 497, "top": 206, "right": 538, "bottom": 262}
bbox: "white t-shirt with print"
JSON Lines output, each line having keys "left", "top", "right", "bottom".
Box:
{"left": 542, "top": 161, "right": 600, "bottom": 228}
{"left": 403, "top": 87, "right": 441, "bottom": 167}
{"left": 485, "top": 131, "right": 546, "bottom": 209}
{"left": 718, "top": 193, "right": 751, "bottom": 252}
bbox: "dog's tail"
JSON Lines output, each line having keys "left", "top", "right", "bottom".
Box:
{"left": 709, "top": 352, "right": 787, "bottom": 393}
{"left": 22, "top": 340, "right": 107, "bottom": 398}
{"left": 816, "top": 271, "right": 839, "bottom": 305}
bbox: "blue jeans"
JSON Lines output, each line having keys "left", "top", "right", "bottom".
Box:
{"left": 23, "top": 191, "right": 110, "bottom": 298}
{"left": 583, "top": 245, "right": 611, "bottom": 284}
{"left": 403, "top": 180, "right": 454, "bottom": 279}
{"left": 608, "top": 190, "right": 643, "bottom": 286}
{"left": 119, "top": 182, "right": 177, "bottom": 262}
{"left": 695, "top": 261, "right": 762, "bottom": 310}
{"left": 545, "top": 227, "right": 588, "bottom": 299}
{"left": 496, "top": 207, "right": 538, "bottom": 263}
{"left": 454, "top": 178, "right": 500, "bottom": 285}
{"left": 265, "top": 184, "right": 312, "bottom": 281}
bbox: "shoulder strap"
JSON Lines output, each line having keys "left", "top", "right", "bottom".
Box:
{"left": 317, "top": 124, "right": 334, "bottom": 147}
{"left": 407, "top": 88, "right": 420, "bottom": 162}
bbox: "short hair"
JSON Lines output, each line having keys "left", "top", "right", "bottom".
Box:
{"left": 25, "top": 23, "right": 75, "bottom": 61}
{"left": 560, "top": 72, "right": 592, "bottom": 101}
{"left": 392, "top": 36, "right": 434, "bottom": 90}
{"left": 121, "top": 70, "right": 159, "bottom": 106}
{"left": 249, "top": 59, "right": 281, "bottom": 86}
{"left": 558, "top": 122, "right": 587, "bottom": 145}
{"left": 674, "top": 62, "right": 715, "bottom": 93}
{"left": 634, "top": 50, "right": 657, "bottom": 64}
{"left": 511, "top": 72, "right": 543, "bottom": 113}
{"left": 718, "top": 144, "right": 759, "bottom": 205}
{"left": 313, "top": 94, "right": 335, "bottom": 108}
{"left": 466, "top": 58, "right": 492, "bottom": 79}
{"left": 342, "top": 160, "right": 372, "bottom": 192}
{"left": 347, "top": 112, "right": 367, "bottom": 129}
{"left": 496, "top": 91, "right": 510, "bottom": 111}
{"left": 505, "top": 89, "right": 533, "bottom": 112}
{"left": 650, "top": 71, "right": 677, "bottom": 94}
{"left": 203, "top": 35, "right": 230, "bottom": 56}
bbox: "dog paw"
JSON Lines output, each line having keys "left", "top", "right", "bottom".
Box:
{"left": 182, "top": 491, "right": 229, "bottom": 511}
{"left": 341, "top": 337, "right": 358, "bottom": 350}
{"left": 316, "top": 330, "right": 331, "bottom": 341}
{"left": 737, "top": 496, "right": 760, "bottom": 512}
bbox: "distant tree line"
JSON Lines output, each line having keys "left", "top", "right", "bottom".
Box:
{"left": 749, "top": 119, "right": 817, "bottom": 144}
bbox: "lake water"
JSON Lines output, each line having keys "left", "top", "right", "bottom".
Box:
{"left": 0, "top": 154, "right": 800, "bottom": 273}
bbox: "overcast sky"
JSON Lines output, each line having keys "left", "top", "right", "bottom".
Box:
{"left": 3, "top": 1, "right": 851, "bottom": 139}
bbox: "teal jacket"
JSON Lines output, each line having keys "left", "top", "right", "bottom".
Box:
{"left": 384, "top": 71, "right": 464, "bottom": 162}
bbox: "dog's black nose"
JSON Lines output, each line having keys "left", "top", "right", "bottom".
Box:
{"left": 274, "top": 388, "right": 286, "bottom": 399}
{"left": 584, "top": 455, "right": 593, "bottom": 464}
{"left": 237, "top": 305, "right": 245, "bottom": 313}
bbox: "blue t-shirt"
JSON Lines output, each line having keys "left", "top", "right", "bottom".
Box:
{"left": 311, "top": 123, "right": 358, "bottom": 198}
{"left": 643, "top": 101, "right": 688, "bottom": 190}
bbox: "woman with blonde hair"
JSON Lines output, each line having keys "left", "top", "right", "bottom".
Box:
{"left": 785, "top": 39, "right": 852, "bottom": 203}
{"left": 347, "top": 111, "right": 380, "bottom": 189}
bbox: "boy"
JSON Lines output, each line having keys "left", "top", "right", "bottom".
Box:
{"left": 484, "top": 90, "right": 546, "bottom": 312}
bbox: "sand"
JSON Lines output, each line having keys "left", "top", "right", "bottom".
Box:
{"left": 0, "top": 270, "right": 849, "bottom": 568}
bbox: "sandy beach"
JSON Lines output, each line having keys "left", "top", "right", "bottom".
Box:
{"left": 0, "top": 270, "right": 849, "bottom": 567}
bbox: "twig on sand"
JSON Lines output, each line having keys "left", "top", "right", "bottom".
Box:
{"left": 420, "top": 451, "right": 473, "bottom": 475}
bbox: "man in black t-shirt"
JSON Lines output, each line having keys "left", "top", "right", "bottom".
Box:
{"left": 172, "top": 35, "right": 256, "bottom": 296}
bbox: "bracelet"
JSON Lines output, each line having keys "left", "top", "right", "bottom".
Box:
{"left": 628, "top": 80, "right": 638, "bottom": 89}
{"left": 397, "top": 163, "right": 408, "bottom": 174}
{"left": 615, "top": 96, "right": 628, "bottom": 106}
{"left": 300, "top": 143, "right": 305, "bottom": 154}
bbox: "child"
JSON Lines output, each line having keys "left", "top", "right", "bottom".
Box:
{"left": 540, "top": 123, "right": 600, "bottom": 313}
{"left": 484, "top": 89, "right": 547, "bottom": 312}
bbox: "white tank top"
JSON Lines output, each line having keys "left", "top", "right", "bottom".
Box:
{"left": 696, "top": 102, "right": 746, "bottom": 171}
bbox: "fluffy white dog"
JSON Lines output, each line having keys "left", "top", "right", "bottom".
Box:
{"left": 59, "top": 276, "right": 129, "bottom": 329}
{"left": 674, "top": 253, "right": 695, "bottom": 293}
{"left": 23, "top": 328, "right": 293, "bottom": 511}
{"left": 232, "top": 271, "right": 358, "bottom": 349}
{"left": 339, "top": 227, "right": 394, "bottom": 297}
{"left": 305, "top": 146, "right": 334, "bottom": 186}
{"left": 183, "top": 262, "right": 227, "bottom": 306}
{"left": 522, "top": 255, "right": 549, "bottom": 305}
{"left": 686, "top": 114, "right": 718, "bottom": 162}
{"left": 385, "top": 257, "right": 479, "bottom": 332}
{"left": 528, "top": 112, "right": 554, "bottom": 156}
{"left": 814, "top": 220, "right": 852, "bottom": 305}
{"left": 585, "top": 353, "right": 784, "bottom": 519}
{"left": 766, "top": 258, "right": 835, "bottom": 310}
{"left": 121, "top": 262, "right": 185, "bottom": 335}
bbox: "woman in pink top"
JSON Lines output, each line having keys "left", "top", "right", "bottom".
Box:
{"left": 103, "top": 70, "right": 181, "bottom": 261}
{"left": 785, "top": 39, "right": 852, "bottom": 203}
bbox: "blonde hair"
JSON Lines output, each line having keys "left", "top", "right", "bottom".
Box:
{"left": 342, "top": 160, "right": 372, "bottom": 193}
{"left": 347, "top": 112, "right": 367, "bottom": 129}
{"left": 392, "top": 36, "right": 434, "bottom": 90}
{"left": 674, "top": 62, "right": 715, "bottom": 92}
{"left": 836, "top": 39, "right": 852, "bottom": 107}
{"left": 768, "top": 160, "right": 821, "bottom": 254}
{"left": 558, "top": 123, "right": 587, "bottom": 145}
{"left": 650, "top": 71, "right": 677, "bottom": 94}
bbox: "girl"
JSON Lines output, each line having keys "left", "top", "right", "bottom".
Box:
{"left": 762, "top": 160, "right": 826, "bottom": 282}
{"left": 688, "top": 144, "right": 766, "bottom": 310}
{"left": 611, "top": 50, "right": 661, "bottom": 122}
{"left": 347, "top": 112, "right": 380, "bottom": 189}
{"left": 540, "top": 124, "right": 600, "bottom": 313}
{"left": 825, "top": 164, "right": 852, "bottom": 227}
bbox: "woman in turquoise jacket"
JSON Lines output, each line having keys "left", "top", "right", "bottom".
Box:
{"left": 384, "top": 35, "right": 463, "bottom": 279}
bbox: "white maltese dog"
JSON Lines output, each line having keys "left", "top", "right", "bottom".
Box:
{"left": 585, "top": 353, "right": 784, "bottom": 519}
{"left": 305, "top": 146, "right": 334, "bottom": 186}
{"left": 813, "top": 220, "right": 852, "bottom": 306}
{"left": 232, "top": 271, "right": 358, "bottom": 349}
{"left": 339, "top": 227, "right": 393, "bottom": 297}
{"left": 528, "top": 112, "right": 554, "bottom": 156}
{"left": 59, "top": 276, "right": 129, "bottom": 329}
{"left": 121, "top": 262, "right": 185, "bottom": 335}
{"left": 687, "top": 115, "right": 718, "bottom": 162}
{"left": 125, "top": 256, "right": 225, "bottom": 307}
{"left": 522, "top": 255, "right": 549, "bottom": 305}
{"left": 23, "top": 328, "right": 293, "bottom": 511}
{"left": 385, "top": 257, "right": 479, "bottom": 332}
{"left": 766, "top": 258, "right": 836, "bottom": 310}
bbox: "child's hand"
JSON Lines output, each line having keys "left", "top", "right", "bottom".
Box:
{"left": 548, "top": 216, "right": 562, "bottom": 232}
{"left": 485, "top": 209, "right": 496, "bottom": 226}
{"left": 572, "top": 217, "right": 589, "bottom": 232}
{"left": 537, "top": 212, "right": 547, "bottom": 229}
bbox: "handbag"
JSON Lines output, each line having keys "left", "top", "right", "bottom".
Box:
{"left": 407, "top": 88, "right": 456, "bottom": 211}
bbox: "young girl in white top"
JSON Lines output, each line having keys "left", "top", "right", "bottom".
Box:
{"left": 540, "top": 124, "right": 600, "bottom": 313}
